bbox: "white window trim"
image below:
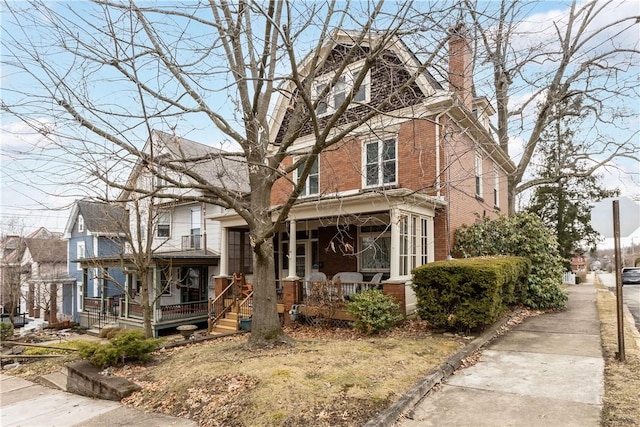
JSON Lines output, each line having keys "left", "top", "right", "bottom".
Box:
{"left": 156, "top": 210, "right": 171, "bottom": 239}
{"left": 475, "top": 152, "right": 483, "bottom": 198}
{"left": 399, "top": 213, "right": 431, "bottom": 277}
{"left": 78, "top": 215, "right": 85, "bottom": 233}
{"left": 313, "top": 63, "right": 371, "bottom": 117}
{"left": 363, "top": 137, "right": 398, "bottom": 189}
{"left": 76, "top": 241, "right": 85, "bottom": 271}
{"left": 293, "top": 157, "right": 320, "bottom": 197}
{"left": 493, "top": 165, "right": 500, "bottom": 208}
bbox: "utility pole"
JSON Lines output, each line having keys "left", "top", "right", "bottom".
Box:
{"left": 612, "top": 200, "right": 625, "bottom": 362}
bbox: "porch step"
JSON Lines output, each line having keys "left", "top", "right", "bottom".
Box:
{"left": 86, "top": 328, "right": 101, "bottom": 337}
{"left": 211, "top": 312, "right": 241, "bottom": 334}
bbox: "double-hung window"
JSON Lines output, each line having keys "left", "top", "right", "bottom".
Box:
{"left": 314, "top": 66, "right": 370, "bottom": 116}
{"left": 364, "top": 138, "right": 397, "bottom": 187}
{"left": 156, "top": 210, "right": 171, "bottom": 238}
{"left": 295, "top": 157, "right": 319, "bottom": 197}
{"left": 475, "top": 153, "right": 483, "bottom": 198}
{"left": 77, "top": 215, "right": 85, "bottom": 233}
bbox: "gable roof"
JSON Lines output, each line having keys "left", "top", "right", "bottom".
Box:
{"left": 63, "top": 200, "right": 128, "bottom": 237}
{"left": 120, "top": 130, "right": 250, "bottom": 201}
{"left": 268, "top": 30, "right": 445, "bottom": 144}
{"left": 24, "top": 238, "right": 67, "bottom": 264}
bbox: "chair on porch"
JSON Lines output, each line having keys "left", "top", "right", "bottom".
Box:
{"left": 333, "top": 272, "right": 363, "bottom": 298}
{"left": 365, "top": 272, "right": 384, "bottom": 291}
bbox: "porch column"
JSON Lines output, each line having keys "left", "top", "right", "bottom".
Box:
{"left": 219, "top": 226, "right": 228, "bottom": 276}
{"left": 286, "top": 219, "right": 298, "bottom": 279}
{"left": 389, "top": 208, "right": 401, "bottom": 279}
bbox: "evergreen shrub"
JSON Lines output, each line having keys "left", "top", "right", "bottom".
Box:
{"left": 77, "top": 329, "right": 160, "bottom": 369}
{"left": 412, "top": 256, "right": 530, "bottom": 331}
{"left": 346, "top": 290, "right": 403, "bottom": 334}
{"left": 454, "top": 213, "right": 568, "bottom": 310}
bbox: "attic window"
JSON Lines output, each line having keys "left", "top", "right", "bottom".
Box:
{"left": 78, "top": 215, "right": 85, "bottom": 233}
{"left": 314, "top": 65, "right": 370, "bottom": 116}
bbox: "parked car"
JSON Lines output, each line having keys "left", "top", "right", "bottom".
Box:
{"left": 621, "top": 267, "right": 640, "bottom": 285}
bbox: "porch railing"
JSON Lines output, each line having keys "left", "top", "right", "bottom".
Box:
{"left": 300, "top": 279, "right": 383, "bottom": 304}
{"left": 124, "top": 300, "right": 208, "bottom": 321}
{"left": 160, "top": 300, "right": 208, "bottom": 321}
{"left": 84, "top": 296, "right": 121, "bottom": 316}
{"left": 181, "top": 234, "right": 202, "bottom": 251}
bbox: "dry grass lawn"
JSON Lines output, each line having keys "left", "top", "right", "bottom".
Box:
{"left": 113, "top": 322, "right": 464, "bottom": 426}
{"left": 7, "top": 281, "right": 640, "bottom": 426}
{"left": 596, "top": 283, "right": 640, "bottom": 426}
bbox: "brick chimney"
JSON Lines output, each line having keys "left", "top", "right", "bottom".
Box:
{"left": 448, "top": 24, "right": 473, "bottom": 110}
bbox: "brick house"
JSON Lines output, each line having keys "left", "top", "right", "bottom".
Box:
{"left": 209, "top": 29, "right": 515, "bottom": 319}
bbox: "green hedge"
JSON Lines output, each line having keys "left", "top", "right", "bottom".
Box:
{"left": 412, "top": 256, "right": 530, "bottom": 332}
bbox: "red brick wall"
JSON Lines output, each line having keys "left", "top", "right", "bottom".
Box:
{"left": 318, "top": 225, "right": 358, "bottom": 277}
{"left": 270, "top": 115, "right": 509, "bottom": 263}
{"left": 438, "top": 115, "right": 507, "bottom": 258}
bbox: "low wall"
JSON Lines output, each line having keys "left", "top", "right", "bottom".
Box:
{"left": 66, "top": 360, "right": 141, "bottom": 401}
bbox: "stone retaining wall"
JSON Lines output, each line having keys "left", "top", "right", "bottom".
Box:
{"left": 66, "top": 360, "right": 141, "bottom": 401}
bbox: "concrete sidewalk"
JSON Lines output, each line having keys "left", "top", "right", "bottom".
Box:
{"left": 396, "top": 283, "right": 604, "bottom": 427}
{"left": 0, "top": 373, "right": 197, "bottom": 426}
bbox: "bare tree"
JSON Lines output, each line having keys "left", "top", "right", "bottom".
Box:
{"left": 2, "top": 1, "right": 461, "bottom": 348}
{"left": 0, "top": 218, "right": 28, "bottom": 323}
{"left": 459, "top": 0, "right": 639, "bottom": 212}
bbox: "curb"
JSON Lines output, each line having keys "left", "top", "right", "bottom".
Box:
{"left": 364, "top": 309, "right": 522, "bottom": 427}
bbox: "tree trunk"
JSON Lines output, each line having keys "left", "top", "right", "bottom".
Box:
{"left": 139, "top": 275, "right": 153, "bottom": 338}
{"left": 248, "top": 217, "right": 293, "bottom": 349}
{"left": 508, "top": 176, "right": 517, "bottom": 215}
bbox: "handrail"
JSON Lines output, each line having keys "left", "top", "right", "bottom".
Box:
{"left": 236, "top": 292, "right": 253, "bottom": 329}
{"left": 208, "top": 281, "right": 237, "bottom": 332}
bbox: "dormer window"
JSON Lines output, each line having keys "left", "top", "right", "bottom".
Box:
{"left": 314, "top": 65, "right": 370, "bottom": 116}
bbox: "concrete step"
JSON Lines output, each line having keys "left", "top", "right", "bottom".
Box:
{"left": 39, "top": 369, "right": 68, "bottom": 391}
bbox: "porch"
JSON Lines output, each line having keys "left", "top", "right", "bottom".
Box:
{"left": 80, "top": 297, "right": 210, "bottom": 335}
{"left": 210, "top": 273, "right": 413, "bottom": 331}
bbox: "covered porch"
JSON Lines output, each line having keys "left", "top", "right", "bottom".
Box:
{"left": 78, "top": 251, "right": 219, "bottom": 336}
{"left": 210, "top": 190, "right": 445, "bottom": 324}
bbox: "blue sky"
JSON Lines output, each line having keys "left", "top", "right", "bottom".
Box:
{"left": 1, "top": 0, "right": 638, "bottom": 242}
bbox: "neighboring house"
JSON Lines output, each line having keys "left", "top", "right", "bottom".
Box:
{"left": 570, "top": 255, "right": 588, "bottom": 273}
{"left": 76, "top": 131, "right": 240, "bottom": 336}
{"left": 209, "top": 29, "right": 515, "bottom": 318}
{"left": 1, "top": 235, "right": 25, "bottom": 318}
{"left": 64, "top": 200, "right": 128, "bottom": 324}
{"left": 18, "top": 229, "right": 74, "bottom": 324}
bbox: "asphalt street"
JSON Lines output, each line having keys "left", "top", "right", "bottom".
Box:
{"left": 597, "top": 271, "right": 640, "bottom": 330}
